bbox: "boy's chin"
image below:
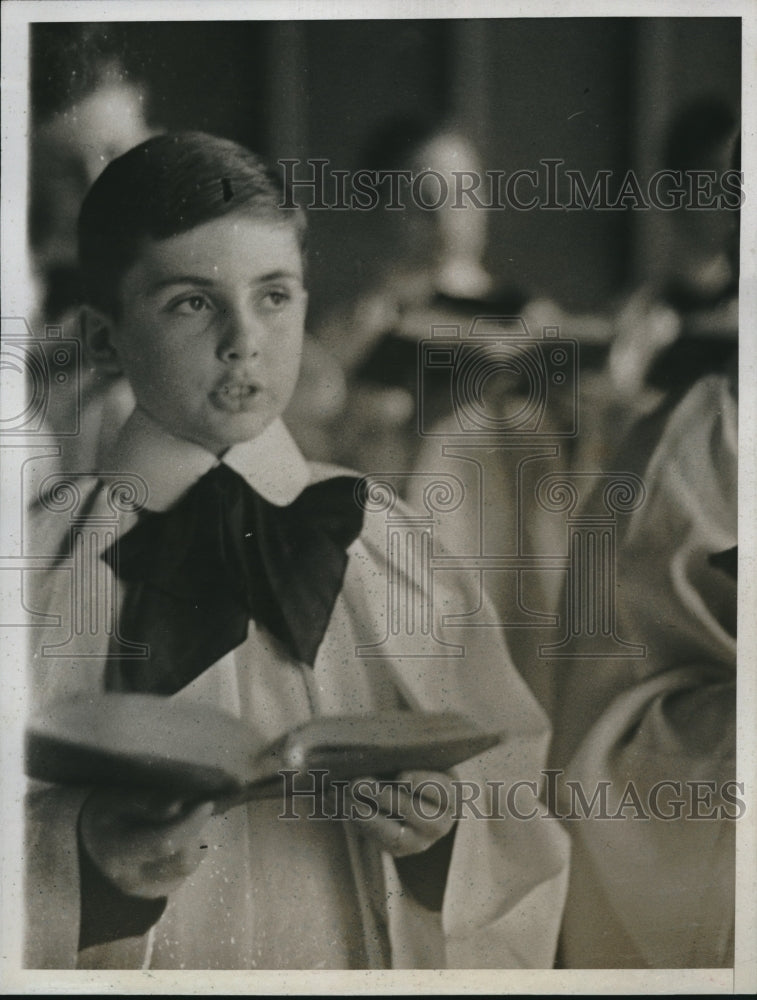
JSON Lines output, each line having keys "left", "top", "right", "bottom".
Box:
{"left": 192, "top": 415, "right": 280, "bottom": 456}
{"left": 147, "top": 412, "right": 280, "bottom": 457}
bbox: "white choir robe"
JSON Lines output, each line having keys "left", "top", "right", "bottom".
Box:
{"left": 550, "top": 371, "right": 737, "bottom": 968}
{"left": 23, "top": 410, "right": 569, "bottom": 970}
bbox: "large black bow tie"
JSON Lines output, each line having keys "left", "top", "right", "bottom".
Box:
{"left": 102, "top": 464, "right": 364, "bottom": 694}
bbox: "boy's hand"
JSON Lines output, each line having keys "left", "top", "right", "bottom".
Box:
{"left": 343, "top": 770, "right": 456, "bottom": 858}
{"left": 79, "top": 788, "right": 214, "bottom": 899}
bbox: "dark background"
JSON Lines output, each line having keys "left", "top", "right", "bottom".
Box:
{"left": 30, "top": 17, "right": 741, "bottom": 325}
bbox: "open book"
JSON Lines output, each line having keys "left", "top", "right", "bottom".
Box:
{"left": 25, "top": 694, "right": 502, "bottom": 806}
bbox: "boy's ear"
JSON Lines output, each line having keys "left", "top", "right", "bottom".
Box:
{"left": 79, "top": 306, "right": 123, "bottom": 375}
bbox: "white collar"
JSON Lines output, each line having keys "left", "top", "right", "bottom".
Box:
{"left": 105, "top": 408, "right": 311, "bottom": 512}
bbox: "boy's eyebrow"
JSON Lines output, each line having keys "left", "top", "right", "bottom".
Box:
{"left": 255, "top": 269, "right": 303, "bottom": 283}
{"left": 146, "top": 270, "right": 302, "bottom": 294}
{"left": 147, "top": 275, "right": 215, "bottom": 294}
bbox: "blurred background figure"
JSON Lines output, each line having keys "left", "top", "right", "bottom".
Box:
{"left": 30, "top": 25, "right": 155, "bottom": 323}
{"left": 512, "top": 95, "right": 740, "bottom": 477}
{"left": 29, "top": 24, "right": 156, "bottom": 475}
{"left": 605, "top": 96, "right": 739, "bottom": 420}
{"left": 408, "top": 97, "right": 740, "bottom": 712}
{"left": 316, "top": 116, "right": 529, "bottom": 477}
{"left": 282, "top": 338, "right": 348, "bottom": 463}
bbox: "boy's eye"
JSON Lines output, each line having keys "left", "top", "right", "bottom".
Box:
{"left": 171, "top": 294, "right": 212, "bottom": 315}
{"left": 261, "top": 289, "right": 291, "bottom": 310}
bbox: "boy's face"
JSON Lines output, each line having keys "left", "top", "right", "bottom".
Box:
{"left": 100, "top": 213, "right": 307, "bottom": 454}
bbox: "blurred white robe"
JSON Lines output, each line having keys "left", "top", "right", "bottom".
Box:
{"left": 550, "top": 371, "right": 737, "bottom": 968}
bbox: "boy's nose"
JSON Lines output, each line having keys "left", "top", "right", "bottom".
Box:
{"left": 217, "top": 309, "right": 262, "bottom": 362}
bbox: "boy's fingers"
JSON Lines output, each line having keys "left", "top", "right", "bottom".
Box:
{"left": 117, "top": 791, "right": 210, "bottom": 825}
{"left": 128, "top": 795, "right": 196, "bottom": 824}
{"left": 114, "top": 800, "right": 213, "bottom": 857}
{"left": 80, "top": 791, "right": 214, "bottom": 892}
{"left": 84, "top": 788, "right": 212, "bottom": 828}
{"left": 396, "top": 770, "right": 456, "bottom": 801}
{"left": 347, "top": 772, "right": 455, "bottom": 837}
{"left": 348, "top": 806, "right": 432, "bottom": 857}
{"left": 399, "top": 804, "right": 455, "bottom": 841}
{"left": 395, "top": 770, "right": 456, "bottom": 837}
{"left": 343, "top": 776, "right": 454, "bottom": 857}
{"left": 139, "top": 846, "right": 206, "bottom": 886}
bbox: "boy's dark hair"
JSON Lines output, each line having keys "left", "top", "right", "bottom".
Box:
{"left": 78, "top": 131, "right": 306, "bottom": 316}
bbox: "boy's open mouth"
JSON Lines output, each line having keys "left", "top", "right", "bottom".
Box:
{"left": 211, "top": 382, "right": 261, "bottom": 411}
{"left": 215, "top": 383, "right": 258, "bottom": 399}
